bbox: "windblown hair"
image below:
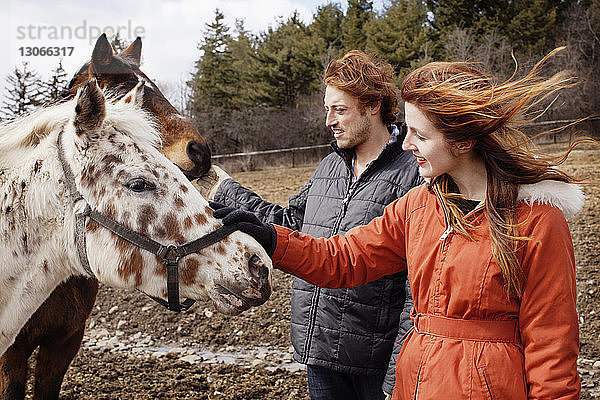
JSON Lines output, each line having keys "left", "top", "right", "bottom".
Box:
{"left": 324, "top": 50, "right": 399, "bottom": 125}
{"left": 401, "top": 48, "right": 585, "bottom": 298}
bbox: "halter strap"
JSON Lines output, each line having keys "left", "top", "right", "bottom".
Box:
{"left": 56, "top": 128, "right": 239, "bottom": 312}
{"left": 57, "top": 129, "right": 97, "bottom": 278}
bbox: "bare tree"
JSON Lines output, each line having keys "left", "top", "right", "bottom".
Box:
{"left": 1, "top": 62, "right": 44, "bottom": 120}
{"left": 443, "top": 27, "right": 474, "bottom": 61}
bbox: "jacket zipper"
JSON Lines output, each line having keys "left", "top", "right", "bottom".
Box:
{"left": 301, "top": 288, "right": 321, "bottom": 363}
{"left": 439, "top": 226, "right": 452, "bottom": 240}
{"left": 433, "top": 187, "right": 485, "bottom": 240}
{"left": 301, "top": 167, "right": 356, "bottom": 364}
{"left": 433, "top": 186, "right": 453, "bottom": 240}
{"left": 431, "top": 186, "right": 454, "bottom": 313}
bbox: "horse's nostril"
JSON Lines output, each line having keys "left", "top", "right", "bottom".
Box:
{"left": 248, "top": 254, "right": 268, "bottom": 282}
{"left": 184, "top": 140, "right": 212, "bottom": 178}
{"left": 187, "top": 140, "right": 201, "bottom": 156}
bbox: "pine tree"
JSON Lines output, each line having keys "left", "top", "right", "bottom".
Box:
{"left": 42, "top": 59, "right": 68, "bottom": 102}
{"left": 108, "top": 32, "right": 127, "bottom": 53}
{"left": 366, "top": 0, "right": 433, "bottom": 79}
{"left": 425, "top": 0, "right": 511, "bottom": 44}
{"left": 425, "top": 0, "right": 575, "bottom": 56}
{"left": 505, "top": 0, "right": 565, "bottom": 56}
{"left": 229, "top": 18, "right": 257, "bottom": 109}
{"left": 252, "top": 12, "right": 323, "bottom": 108}
{"left": 189, "top": 9, "right": 237, "bottom": 111}
{"left": 341, "top": 0, "right": 374, "bottom": 51}
{"left": 311, "top": 2, "right": 345, "bottom": 57}
{"left": 426, "top": 0, "right": 479, "bottom": 32}
{"left": 1, "top": 62, "right": 44, "bottom": 119}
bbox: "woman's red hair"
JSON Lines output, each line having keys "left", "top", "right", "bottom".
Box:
{"left": 401, "top": 48, "right": 586, "bottom": 298}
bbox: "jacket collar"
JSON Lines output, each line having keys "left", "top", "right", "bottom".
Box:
{"left": 517, "top": 180, "right": 584, "bottom": 219}
{"left": 428, "top": 179, "right": 584, "bottom": 220}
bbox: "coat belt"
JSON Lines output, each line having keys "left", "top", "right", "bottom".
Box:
{"left": 410, "top": 308, "right": 521, "bottom": 345}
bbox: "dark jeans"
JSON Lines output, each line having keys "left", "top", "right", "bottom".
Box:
{"left": 306, "top": 365, "right": 386, "bottom": 400}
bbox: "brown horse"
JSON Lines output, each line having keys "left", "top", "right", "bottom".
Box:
{"left": 0, "top": 34, "right": 214, "bottom": 400}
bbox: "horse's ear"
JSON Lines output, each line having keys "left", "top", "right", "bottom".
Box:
{"left": 74, "top": 79, "right": 106, "bottom": 138}
{"left": 121, "top": 37, "right": 142, "bottom": 66}
{"left": 91, "top": 33, "right": 114, "bottom": 69}
{"left": 118, "top": 80, "right": 145, "bottom": 106}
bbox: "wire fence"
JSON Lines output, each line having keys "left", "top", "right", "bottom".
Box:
{"left": 212, "top": 117, "right": 600, "bottom": 172}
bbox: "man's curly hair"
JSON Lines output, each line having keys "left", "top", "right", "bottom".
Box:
{"left": 323, "top": 50, "right": 399, "bottom": 126}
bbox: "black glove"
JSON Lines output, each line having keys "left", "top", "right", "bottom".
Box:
{"left": 210, "top": 202, "right": 277, "bottom": 256}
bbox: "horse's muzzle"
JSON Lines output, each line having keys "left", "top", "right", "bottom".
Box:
{"left": 212, "top": 253, "right": 272, "bottom": 314}
{"left": 242, "top": 254, "right": 272, "bottom": 305}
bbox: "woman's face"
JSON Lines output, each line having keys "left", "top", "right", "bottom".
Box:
{"left": 402, "top": 102, "right": 459, "bottom": 179}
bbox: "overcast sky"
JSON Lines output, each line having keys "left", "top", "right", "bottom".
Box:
{"left": 1, "top": 0, "right": 384, "bottom": 106}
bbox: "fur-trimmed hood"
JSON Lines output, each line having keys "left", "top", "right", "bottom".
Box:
{"left": 518, "top": 180, "right": 584, "bottom": 219}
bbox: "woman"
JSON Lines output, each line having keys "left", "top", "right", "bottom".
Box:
{"left": 213, "top": 50, "right": 583, "bottom": 399}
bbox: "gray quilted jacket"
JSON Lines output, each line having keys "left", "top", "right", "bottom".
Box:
{"left": 214, "top": 126, "right": 422, "bottom": 394}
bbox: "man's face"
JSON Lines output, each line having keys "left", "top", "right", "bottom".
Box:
{"left": 324, "top": 86, "right": 371, "bottom": 149}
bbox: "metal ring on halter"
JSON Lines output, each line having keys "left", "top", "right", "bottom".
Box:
{"left": 161, "top": 244, "right": 182, "bottom": 265}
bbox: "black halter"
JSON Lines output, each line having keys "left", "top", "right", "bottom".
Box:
{"left": 56, "top": 128, "right": 239, "bottom": 312}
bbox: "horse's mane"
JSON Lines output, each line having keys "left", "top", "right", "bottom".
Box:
{"left": 0, "top": 90, "right": 162, "bottom": 163}
{"left": 0, "top": 102, "right": 72, "bottom": 150}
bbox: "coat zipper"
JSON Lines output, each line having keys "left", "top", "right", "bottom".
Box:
{"left": 439, "top": 225, "right": 452, "bottom": 240}
{"left": 431, "top": 186, "right": 454, "bottom": 313}
{"left": 301, "top": 288, "right": 321, "bottom": 363}
{"left": 414, "top": 364, "right": 423, "bottom": 399}
{"left": 433, "top": 186, "right": 485, "bottom": 240}
{"left": 302, "top": 166, "right": 355, "bottom": 364}
{"left": 432, "top": 186, "right": 453, "bottom": 241}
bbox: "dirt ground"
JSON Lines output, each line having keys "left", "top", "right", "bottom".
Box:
{"left": 47, "top": 144, "right": 599, "bottom": 399}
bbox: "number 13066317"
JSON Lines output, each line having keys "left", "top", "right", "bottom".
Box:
{"left": 19, "top": 46, "right": 74, "bottom": 57}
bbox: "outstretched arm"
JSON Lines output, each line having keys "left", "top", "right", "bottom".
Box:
{"left": 213, "top": 197, "right": 409, "bottom": 289}
{"left": 271, "top": 198, "right": 409, "bottom": 288}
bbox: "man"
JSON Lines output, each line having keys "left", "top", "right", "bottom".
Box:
{"left": 196, "top": 50, "right": 422, "bottom": 400}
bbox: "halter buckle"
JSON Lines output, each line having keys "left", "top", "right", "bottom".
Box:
{"left": 163, "top": 244, "right": 181, "bottom": 266}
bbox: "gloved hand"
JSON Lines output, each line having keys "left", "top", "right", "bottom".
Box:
{"left": 192, "top": 165, "right": 231, "bottom": 201}
{"left": 384, "top": 393, "right": 392, "bottom": 400}
{"left": 210, "top": 202, "right": 277, "bottom": 256}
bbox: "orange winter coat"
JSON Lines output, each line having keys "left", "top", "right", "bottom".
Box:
{"left": 272, "top": 181, "right": 582, "bottom": 399}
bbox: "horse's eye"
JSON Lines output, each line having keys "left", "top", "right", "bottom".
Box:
{"left": 126, "top": 178, "right": 156, "bottom": 192}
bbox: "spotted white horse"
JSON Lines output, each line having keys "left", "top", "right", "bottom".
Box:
{"left": 0, "top": 79, "right": 272, "bottom": 356}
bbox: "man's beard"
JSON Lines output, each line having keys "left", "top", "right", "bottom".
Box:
{"left": 337, "top": 113, "right": 371, "bottom": 149}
